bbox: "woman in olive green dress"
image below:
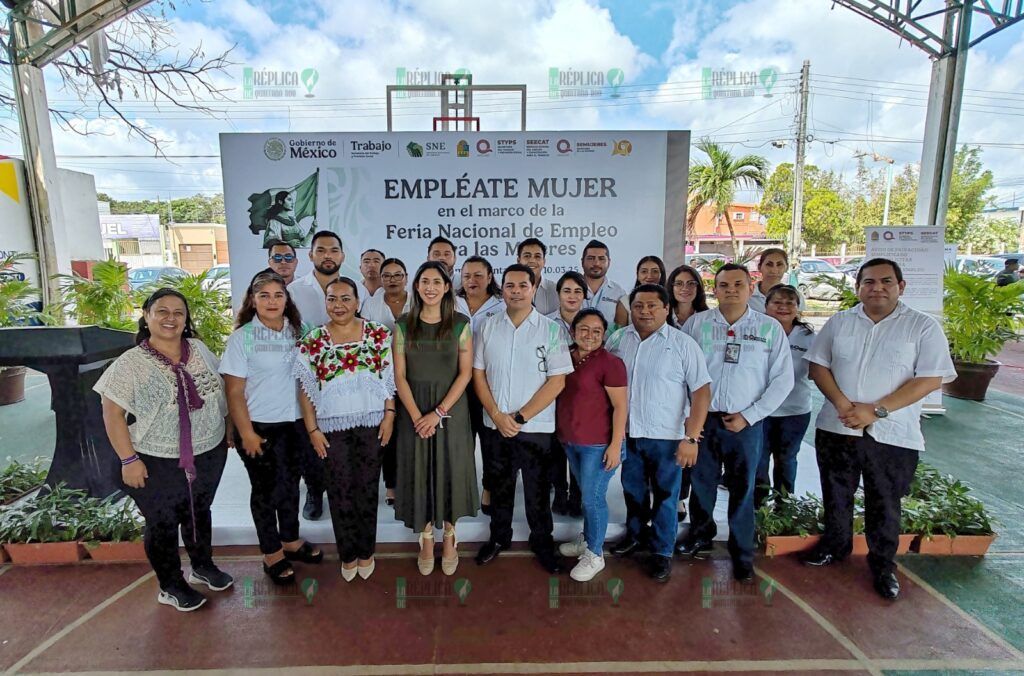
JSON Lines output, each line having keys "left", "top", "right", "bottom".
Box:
{"left": 394, "top": 262, "right": 478, "bottom": 576}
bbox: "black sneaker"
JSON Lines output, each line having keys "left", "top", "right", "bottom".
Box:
{"left": 157, "top": 582, "right": 207, "bottom": 612}
{"left": 188, "top": 564, "right": 234, "bottom": 591}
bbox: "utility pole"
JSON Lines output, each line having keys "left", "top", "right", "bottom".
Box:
{"left": 854, "top": 151, "right": 896, "bottom": 225}
{"left": 789, "top": 60, "right": 810, "bottom": 257}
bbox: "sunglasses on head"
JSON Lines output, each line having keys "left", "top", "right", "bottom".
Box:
{"left": 271, "top": 254, "right": 296, "bottom": 263}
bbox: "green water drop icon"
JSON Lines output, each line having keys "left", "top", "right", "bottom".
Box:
{"left": 300, "top": 578, "right": 318, "bottom": 604}
{"left": 301, "top": 68, "right": 319, "bottom": 97}
{"left": 454, "top": 578, "right": 472, "bottom": 605}
{"left": 759, "top": 68, "right": 777, "bottom": 95}
{"left": 606, "top": 577, "right": 624, "bottom": 604}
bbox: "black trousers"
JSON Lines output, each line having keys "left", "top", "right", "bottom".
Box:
{"left": 382, "top": 435, "right": 397, "bottom": 491}
{"left": 815, "top": 429, "right": 919, "bottom": 576}
{"left": 299, "top": 421, "right": 326, "bottom": 496}
{"left": 481, "top": 427, "right": 555, "bottom": 553}
{"left": 550, "top": 437, "right": 581, "bottom": 505}
{"left": 235, "top": 421, "right": 302, "bottom": 555}
{"left": 468, "top": 389, "right": 494, "bottom": 493}
{"left": 122, "top": 443, "right": 228, "bottom": 590}
{"left": 324, "top": 426, "right": 383, "bottom": 564}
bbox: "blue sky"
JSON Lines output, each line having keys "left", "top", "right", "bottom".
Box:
{"left": 1, "top": 0, "right": 1021, "bottom": 207}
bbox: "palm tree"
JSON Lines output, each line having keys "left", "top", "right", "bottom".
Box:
{"left": 687, "top": 138, "right": 769, "bottom": 259}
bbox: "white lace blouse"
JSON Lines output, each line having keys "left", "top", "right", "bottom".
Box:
{"left": 93, "top": 339, "right": 228, "bottom": 458}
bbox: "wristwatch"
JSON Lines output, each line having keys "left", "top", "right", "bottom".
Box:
{"left": 873, "top": 405, "right": 889, "bottom": 419}
{"left": 513, "top": 411, "right": 527, "bottom": 425}
{"left": 682, "top": 436, "right": 699, "bottom": 445}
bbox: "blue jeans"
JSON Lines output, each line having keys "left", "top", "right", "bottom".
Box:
{"left": 688, "top": 415, "right": 764, "bottom": 566}
{"left": 621, "top": 438, "right": 682, "bottom": 558}
{"left": 563, "top": 441, "right": 625, "bottom": 556}
{"left": 755, "top": 412, "right": 811, "bottom": 506}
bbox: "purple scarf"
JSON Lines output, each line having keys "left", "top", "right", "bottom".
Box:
{"left": 141, "top": 338, "right": 206, "bottom": 541}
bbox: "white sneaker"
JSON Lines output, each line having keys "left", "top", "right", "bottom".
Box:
{"left": 570, "top": 549, "right": 605, "bottom": 582}
{"left": 558, "top": 532, "right": 587, "bottom": 558}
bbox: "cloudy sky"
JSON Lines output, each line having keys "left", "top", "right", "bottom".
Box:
{"left": 1, "top": 0, "right": 1022, "bottom": 208}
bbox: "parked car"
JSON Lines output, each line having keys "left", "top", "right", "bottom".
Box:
{"left": 128, "top": 266, "right": 188, "bottom": 291}
{"left": 835, "top": 256, "right": 864, "bottom": 280}
{"left": 991, "top": 253, "right": 1024, "bottom": 266}
{"left": 201, "top": 264, "right": 232, "bottom": 294}
{"left": 797, "top": 258, "right": 849, "bottom": 299}
{"left": 954, "top": 256, "right": 1004, "bottom": 278}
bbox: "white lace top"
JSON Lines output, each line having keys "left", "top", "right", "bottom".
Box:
{"left": 93, "top": 339, "right": 227, "bottom": 459}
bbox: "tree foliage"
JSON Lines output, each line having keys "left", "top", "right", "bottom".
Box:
{"left": 97, "top": 192, "right": 225, "bottom": 224}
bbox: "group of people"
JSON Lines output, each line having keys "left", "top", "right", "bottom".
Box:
{"left": 95, "top": 229, "right": 955, "bottom": 612}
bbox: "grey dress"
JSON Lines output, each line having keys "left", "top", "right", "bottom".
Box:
{"left": 394, "top": 313, "right": 479, "bottom": 529}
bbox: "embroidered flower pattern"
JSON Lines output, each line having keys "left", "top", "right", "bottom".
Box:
{"left": 298, "top": 323, "right": 392, "bottom": 386}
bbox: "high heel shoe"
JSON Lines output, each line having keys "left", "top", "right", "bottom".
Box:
{"left": 341, "top": 564, "right": 357, "bottom": 582}
{"left": 418, "top": 530, "right": 435, "bottom": 576}
{"left": 441, "top": 527, "right": 459, "bottom": 576}
{"left": 357, "top": 557, "right": 375, "bottom": 580}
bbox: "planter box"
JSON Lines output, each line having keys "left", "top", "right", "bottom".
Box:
{"left": 915, "top": 534, "right": 996, "bottom": 556}
{"left": 4, "top": 542, "right": 84, "bottom": 565}
{"left": 84, "top": 541, "right": 147, "bottom": 563}
{"left": 764, "top": 533, "right": 915, "bottom": 557}
{"left": 0, "top": 544, "right": 9, "bottom": 564}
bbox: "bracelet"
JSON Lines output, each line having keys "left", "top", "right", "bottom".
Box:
{"left": 307, "top": 427, "right": 320, "bottom": 435}
{"left": 434, "top": 407, "right": 452, "bottom": 429}
{"left": 121, "top": 454, "right": 139, "bottom": 466}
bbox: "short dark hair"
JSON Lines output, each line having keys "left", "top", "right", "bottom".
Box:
{"left": 856, "top": 257, "right": 903, "bottom": 285}
{"left": 516, "top": 238, "right": 547, "bottom": 258}
{"left": 555, "top": 270, "right": 589, "bottom": 297}
{"left": 427, "top": 236, "right": 456, "bottom": 254}
{"left": 311, "top": 230, "right": 343, "bottom": 250}
{"left": 325, "top": 276, "right": 360, "bottom": 299}
{"left": 714, "top": 262, "right": 752, "bottom": 281}
{"left": 571, "top": 307, "right": 607, "bottom": 333}
{"left": 361, "top": 248, "right": 385, "bottom": 259}
{"left": 457, "top": 255, "right": 501, "bottom": 298}
{"left": 266, "top": 239, "right": 296, "bottom": 255}
{"left": 502, "top": 263, "right": 536, "bottom": 287}
{"left": 380, "top": 257, "right": 407, "bottom": 274}
{"left": 582, "top": 239, "right": 610, "bottom": 258}
{"left": 628, "top": 282, "right": 670, "bottom": 308}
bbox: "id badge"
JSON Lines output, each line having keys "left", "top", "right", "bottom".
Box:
{"left": 724, "top": 342, "right": 742, "bottom": 364}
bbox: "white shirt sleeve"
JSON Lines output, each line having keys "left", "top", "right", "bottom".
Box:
{"left": 218, "top": 329, "right": 249, "bottom": 378}
{"left": 544, "top": 321, "right": 574, "bottom": 377}
{"left": 680, "top": 333, "right": 712, "bottom": 392}
{"left": 805, "top": 314, "right": 837, "bottom": 368}
{"left": 913, "top": 317, "right": 958, "bottom": 383}
{"left": 473, "top": 319, "right": 488, "bottom": 370}
{"left": 739, "top": 323, "right": 794, "bottom": 425}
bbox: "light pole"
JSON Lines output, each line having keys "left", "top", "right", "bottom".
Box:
{"left": 855, "top": 151, "right": 896, "bottom": 225}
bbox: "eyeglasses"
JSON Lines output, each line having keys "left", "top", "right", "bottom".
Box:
{"left": 270, "top": 254, "right": 295, "bottom": 263}
{"left": 381, "top": 272, "right": 407, "bottom": 281}
{"left": 536, "top": 346, "right": 548, "bottom": 373}
{"left": 673, "top": 280, "right": 700, "bottom": 289}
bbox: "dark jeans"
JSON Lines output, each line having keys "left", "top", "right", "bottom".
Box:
{"left": 688, "top": 415, "right": 764, "bottom": 566}
{"left": 621, "top": 437, "right": 682, "bottom": 557}
{"left": 481, "top": 427, "right": 555, "bottom": 553}
{"left": 755, "top": 412, "right": 812, "bottom": 506}
{"left": 815, "top": 429, "right": 919, "bottom": 576}
{"left": 235, "top": 420, "right": 302, "bottom": 555}
{"left": 550, "top": 437, "right": 582, "bottom": 505}
{"left": 324, "top": 426, "right": 383, "bottom": 564}
{"left": 122, "top": 442, "right": 228, "bottom": 590}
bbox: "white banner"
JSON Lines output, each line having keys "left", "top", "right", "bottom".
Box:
{"left": 220, "top": 131, "right": 689, "bottom": 307}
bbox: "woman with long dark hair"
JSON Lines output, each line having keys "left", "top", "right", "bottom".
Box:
{"left": 221, "top": 271, "right": 323, "bottom": 586}
{"left": 294, "top": 277, "right": 396, "bottom": 581}
{"left": 394, "top": 262, "right": 477, "bottom": 576}
{"left": 620, "top": 255, "right": 667, "bottom": 322}
{"left": 749, "top": 248, "right": 805, "bottom": 313}
{"left": 458, "top": 255, "right": 505, "bottom": 334}
{"left": 667, "top": 264, "right": 709, "bottom": 327}
{"left": 95, "top": 288, "right": 232, "bottom": 612}
{"left": 755, "top": 284, "right": 816, "bottom": 506}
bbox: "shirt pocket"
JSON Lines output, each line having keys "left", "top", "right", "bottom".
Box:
{"left": 887, "top": 342, "right": 917, "bottom": 388}
{"left": 834, "top": 336, "right": 860, "bottom": 362}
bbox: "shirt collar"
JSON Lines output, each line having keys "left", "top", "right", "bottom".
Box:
{"left": 502, "top": 307, "right": 540, "bottom": 327}
{"left": 711, "top": 306, "right": 751, "bottom": 326}
{"left": 625, "top": 321, "right": 671, "bottom": 342}
{"left": 853, "top": 300, "right": 907, "bottom": 324}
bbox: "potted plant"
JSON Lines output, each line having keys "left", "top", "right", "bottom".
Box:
{"left": 1, "top": 456, "right": 49, "bottom": 505}
{"left": 145, "top": 271, "right": 233, "bottom": 355}
{"left": 941, "top": 268, "right": 1024, "bottom": 400}
{"left": 757, "top": 491, "right": 824, "bottom": 556}
{"left": 81, "top": 496, "right": 147, "bottom": 562}
{"left": 52, "top": 258, "right": 137, "bottom": 331}
{"left": 0, "top": 484, "right": 88, "bottom": 564}
{"left": 912, "top": 474, "right": 996, "bottom": 555}
{"left": 0, "top": 252, "right": 44, "bottom": 405}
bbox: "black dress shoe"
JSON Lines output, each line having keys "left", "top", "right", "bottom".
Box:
{"left": 648, "top": 555, "right": 672, "bottom": 582}
{"left": 674, "top": 537, "right": 713, "bottom": 558}
{"left": 873, "top": 571, "right": 900, "bottom": 600}
{"left": 302, "top": 492, "right": 324, "bottom": 521}
{"left": 733, "top": 561, "right": 754, "bottom": 583}
{"left": 535, "top": 549, "right": 563, "bottom": 574}
{"left": 475, "top": 541, "right": 504, "bottom": 566}
{"left": 551, "top": 492, "right": 569, "bottom": 515}
{"left": 800, "top": 548, "right": 838, "bottom": 567}
{"left": 610, "top": 534, "right": 644, "bottom": 558}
